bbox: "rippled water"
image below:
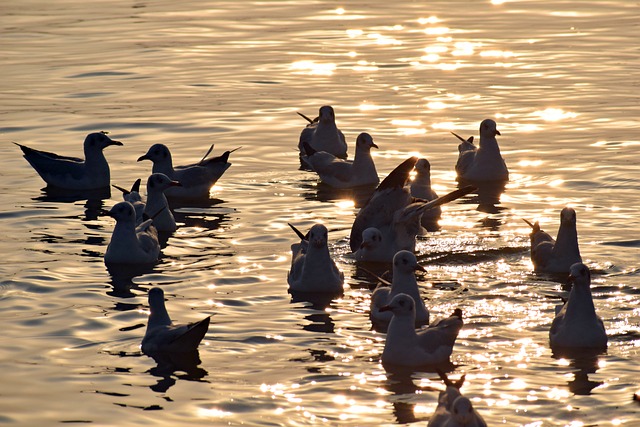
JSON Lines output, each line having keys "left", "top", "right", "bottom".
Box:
{"left": 2, "top": 0, "right": 640, "bottom": 425}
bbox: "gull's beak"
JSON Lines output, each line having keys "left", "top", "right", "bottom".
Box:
{"left": 495, "top": 130, "right": 501, "bottom": 136}
{"left": 170, "top": 180, "right": 182, "bottom": 187}
{"left": 371, "top": 142, "right": 379, "bottom": 149}
{"left": 108, "top": 139, "right": 123, "bottom": 147}
{"left": 379, "top": 305, "right": 392, "bottom": 312}
{"left": 414, "top": 264, "right": 427, "bottom": 272}
{"left": 99, "top": 209, "right": 114, "bottom": 218}
{"left": 137, "top": 154, "right": 149, "bottom": 162}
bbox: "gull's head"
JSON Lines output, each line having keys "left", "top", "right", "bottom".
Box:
{"left": 560, "top": 206, "right": 577, "bottom": 225}
{"left": 393, "top": 250, "right": 426, "bottom": 274}
{"left": 147, "top": 173, "right": 181, "bottom": 193}
{"left": 380, "top": 292, "right": 415, "bottom": 316}
{"left": 85, "top": 131, "right": 123, "bottom": 151}
{"left": 356, "top": 132, "right": 379, "bottom": 150}
{"left": 148, "top": 287, "right": 166, "bottom": 308}
{"left": 415, "top": 158, "right": 431, "bottom": 175}
{"left": 318, "top": 105, "right": 336, "bottom": 124}
{"left": 568, "top": 262, "right": 590, "bottom": 286}
{"left": 107, "top": 201, "right": 137, "bottom": 223}
{"left": 360, "top": 227, "right": 383, "bottom": 251}
{"left": 138, "top": 143, "right": 171, "bottom": 163}
{"left": 308, "top": 223, "right": 328, "bottom": 248}
{"left": 451, "top": 396, "right": 475, "bottom": 424}
{"left": 479, "top": 118, "right": 500, "bottom": 137}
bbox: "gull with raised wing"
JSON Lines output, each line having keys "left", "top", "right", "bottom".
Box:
{"left": 141, "top": 287, "right": 211, "bottom": 354}
{"left": 549, "top": 262, "right": 607, "bottom": 350}
{"left": 143, "top": 173, "right": 181, "bottom": 232}
{"left": 298, "top": 105, "right": 348, "bottom": 162}
{"left": 302, "top": 132, "right": 379, "bottom": 188}
{"left": 410, "top": 158, "right": 441, "bottom": 232}
{"left": 370, "top": 250, "right": 430, "bottom": 327}
{"left": 16, "top": 131, "right": 123, "bottom": 190}
{"left": 428, "top": 370, "right": 487, "bottom": 427}
{"left": 113, "top": 178, "right": 144, "bottom": 223}
{"left": 138, "top": 143, "right": 238, "bottom": 199}
{"left": 287, "top": 223, "right": 344, "bottom": 293}
{"left": 104, "top": 201, "right": 160, "bottom": 265}
{"left": 525, "top": 207, "right": 582, "bottom": 274}
{"left": 455, "top": 119, "right": 508, "bottom": 182}
{"left": 380, "top": 293, "right": 463, "bottom": 367}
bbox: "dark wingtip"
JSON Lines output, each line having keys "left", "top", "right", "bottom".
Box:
{"left": 377, "top": 157, "right": 418, "bottom": 191}
{"left": 131, "top": 178, "right": 141, "bottom": 193}
{"left": 112, "top": 184, "right": 129, "bottom": 195}
{"left": 288, "top": 223, "right": 308, "bottom": 241}
{"left": 297, "top": 111, "right": 314, "bottom": 124}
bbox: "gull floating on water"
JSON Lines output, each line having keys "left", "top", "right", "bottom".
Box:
{"left": 380, "top": 293, "right": 463, "bottom": 367}
{"left": 549, "top": 262, "right": 607, "bottom": 350}
{"left": 302, "top": 132, "right": 379, "bottom": 188}
{"left": 287, "top": 223, "right": 344, "bottom": 293}
{"left": 137, "top": 143, "right": 238, "bottom": 199}
{"left": 104, "top": 201, "right": 160, "bottom": 265}
{"left": 524, "top": 207, "right": 582, "bottom": 274}
{"left": 16, "top": 131, "right": 123, "bottom": 190}
{"left": 370, "top": 250, "right": 430, "bottom": 327}
{"left": 113, "top": 178, "right": 144, "bottom": 223}
{"left": 143, "top": 173, "right": 181, "bottom": 232}
{"left": 428, "top": 370, "right": 487, "bottom": 427}
{"left": 410, "top": 158, "right": 441, "bottom": 232}
{"left": 141, "top": 287, "right": 211, "bottom": 354}
{"left": 298, "top": 106, "right": 348, "bottom": 165}
{"left": 455, "top": 119, "right": 508, "bottom": 182}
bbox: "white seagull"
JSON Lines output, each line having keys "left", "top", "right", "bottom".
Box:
{"left": 410, "top": 158, "right": 441, "bottom": 232}
{"left": 549, "top": 262, "right": 607, "bottom": 350}
{"left": 15, "top": 131, "right": 123, "bottom": 190}
{"left": 380, "top": 293, "right": 463, "bottom": 367}
{"left": 287, "top": 223, "right": 344, "bottom": 293}
{"left": 525, "top": 207, "right": 582, "bottom": 274}
{"left": 370, "top": 250, "right": 430, "bottom": 327}
{"left": 298, "top": 105, "right": 348, "bottom": 161}
{"left": 141, "top": 287, "right": 211, "bottom": 354}
{"left": 455, "top": 119, "right": 508, "bottom": 182}
{"left": 143, "top": 173, "right": 181, "bottom": 232}
{"left": 428, "top": 371, "right": 487, "bottom": 427}
{"left": 104, "top": 201, "right": 160, "bottom": 265}
{"left": 137, "top": 143, "right": 238, "bottom": 199}
{"left": 302, "top": 132, "right": 379, "bottom": 188}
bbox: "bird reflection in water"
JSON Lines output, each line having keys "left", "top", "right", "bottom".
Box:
{"left": 146, "top": 349, "right": 209, "bottom": 393}
{"left": 289, "top": 290, "right": 340, "bottom": 334}
{"left": 552, "top": 349, "right": 606, "bottom": 396}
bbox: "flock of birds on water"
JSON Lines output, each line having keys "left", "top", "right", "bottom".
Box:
{"left": 15, "top": 105, "right": 612, "bottom": 426}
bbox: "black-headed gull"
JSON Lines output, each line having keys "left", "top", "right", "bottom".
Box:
{"left": 298, "top": 105, "right": 348, "bottom": 161}
{"left": 525, "top": 207, "right": 582, "bottom": 274}
{"left": 16, "top": 131, "right": 123, "bottom": 190}
{"left": 104, "top": 201, "right": 160, "bottom": 265}
{"left": 380, "top": 293, "right": 463, "bottom": 367}
{"left": 302, "top": 132, "right": 379, "bottom": 188}
{"left": 410, "top": 158, "right": 441, "bottom": 232}
{"left": 143, "top": 173, "right": 181, "bottom": 232}
{"left": 141, "top": 287, "right": 210, "bottom": 354}
{"left": 287, "top": 223, "right": 344, "bottom": 293}
{"left": 137, "top": 144, "right": 237, "bottom": 199}
{"left": 370, "top": 250, "right": 430, "bottom": 327}
{"left": 549, "top": 263, "right": 607, "bottom": 350}
{"left": 455, "top": 119, "right": 508, "bottom": 182}
{"left": 428, "top": 370, "right": 487, "bottom": 427}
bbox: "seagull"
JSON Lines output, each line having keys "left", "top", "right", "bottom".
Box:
{"left": 380, "top": 293, "right": 463, "bottom": 367}
{"left": 287, "top": 223, "right": 344, "bottom": 293}
{"left": 113, "top": 178, "right": 144, "bottom": 223}
{"left": 370, "top": 250, "right": 430, "bottom": 327}
{"left": 549, "top": 262, "right": 607, "bottom": 350}
{"left": 15, "top": 131, "right": 123, "bottom": 190}
{"left": 104, "top": 201, "right": 160, "bottom": 265}
{"left": 410, "top": 158, "right": 441, "bottom": 232}
{"left": 143, "top": 173, "right": 181, "bottom": 232}
{"left": 524, "top": 207, "right": 582, "bottom": 274}
{"left": 428, "top": 370, "right": 487, "bottom": 427}
{"left": 298, "top": 105, "right": 348, "bottom": 162}
{"left": 302, "top": 132, "right": 379, "bottom": 188}
{"left": 137, "top": 143, "right": 238, "bottom": 199}
{"left": 455, "top": 119, "right": 508, "bottom": 182}
{"left": 141, "top": 287, "right": 211, "bottom": 354}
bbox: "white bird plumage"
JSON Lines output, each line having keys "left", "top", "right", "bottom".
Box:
{"left": 380, "top": 293, "right": 463, "bottom": 367}
{"left": 298, "top": 105, "right": 348, "bottom": 162}
{"left": 16, "top": 131, "right": 123, "bottom": 190}
{"left": 302, "top": 132, "right": 379, "bottom": 188}
{"left": 455, "top": 119, "right": 508, "bottom": 182}
{"left": 370, "top": 250, "right": 430, "bottom": 327}
{"left": 287, "top": 223, "right": 344, "bottom": 293}
{"left": 526, "top": 207, "right": 582, "bottom": 274}
{"left": 549, "top": 262, "right": 607, "bottom": 350}
{"left": 104, "top": 201, "right": 160, "bottom": 265}
{"left": 141, "top": 287, "right": 211, "bottom": 354}
{"left": 137, "top": 143, "right": 237, "bottom": 199}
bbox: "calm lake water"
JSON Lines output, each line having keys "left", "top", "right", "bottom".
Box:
{"left": 1, "top": 0, "right": 639, "bottom": 425}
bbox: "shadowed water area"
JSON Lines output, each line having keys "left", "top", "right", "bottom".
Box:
{"left": 1, "top": 0, "right": 639, "bottom": 425}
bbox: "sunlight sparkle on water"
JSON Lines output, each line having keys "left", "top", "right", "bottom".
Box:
{"left": 533, "top": 108, "right": 578, "bottom": 121}
{"left": 197, "top": 408, "right": 232, "bottom": 418}
{"left": 424, "top": 27, "right": 449, "bottom": 36}
{"left": 290, "top": 60, "right": 336, "bottom": 76}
